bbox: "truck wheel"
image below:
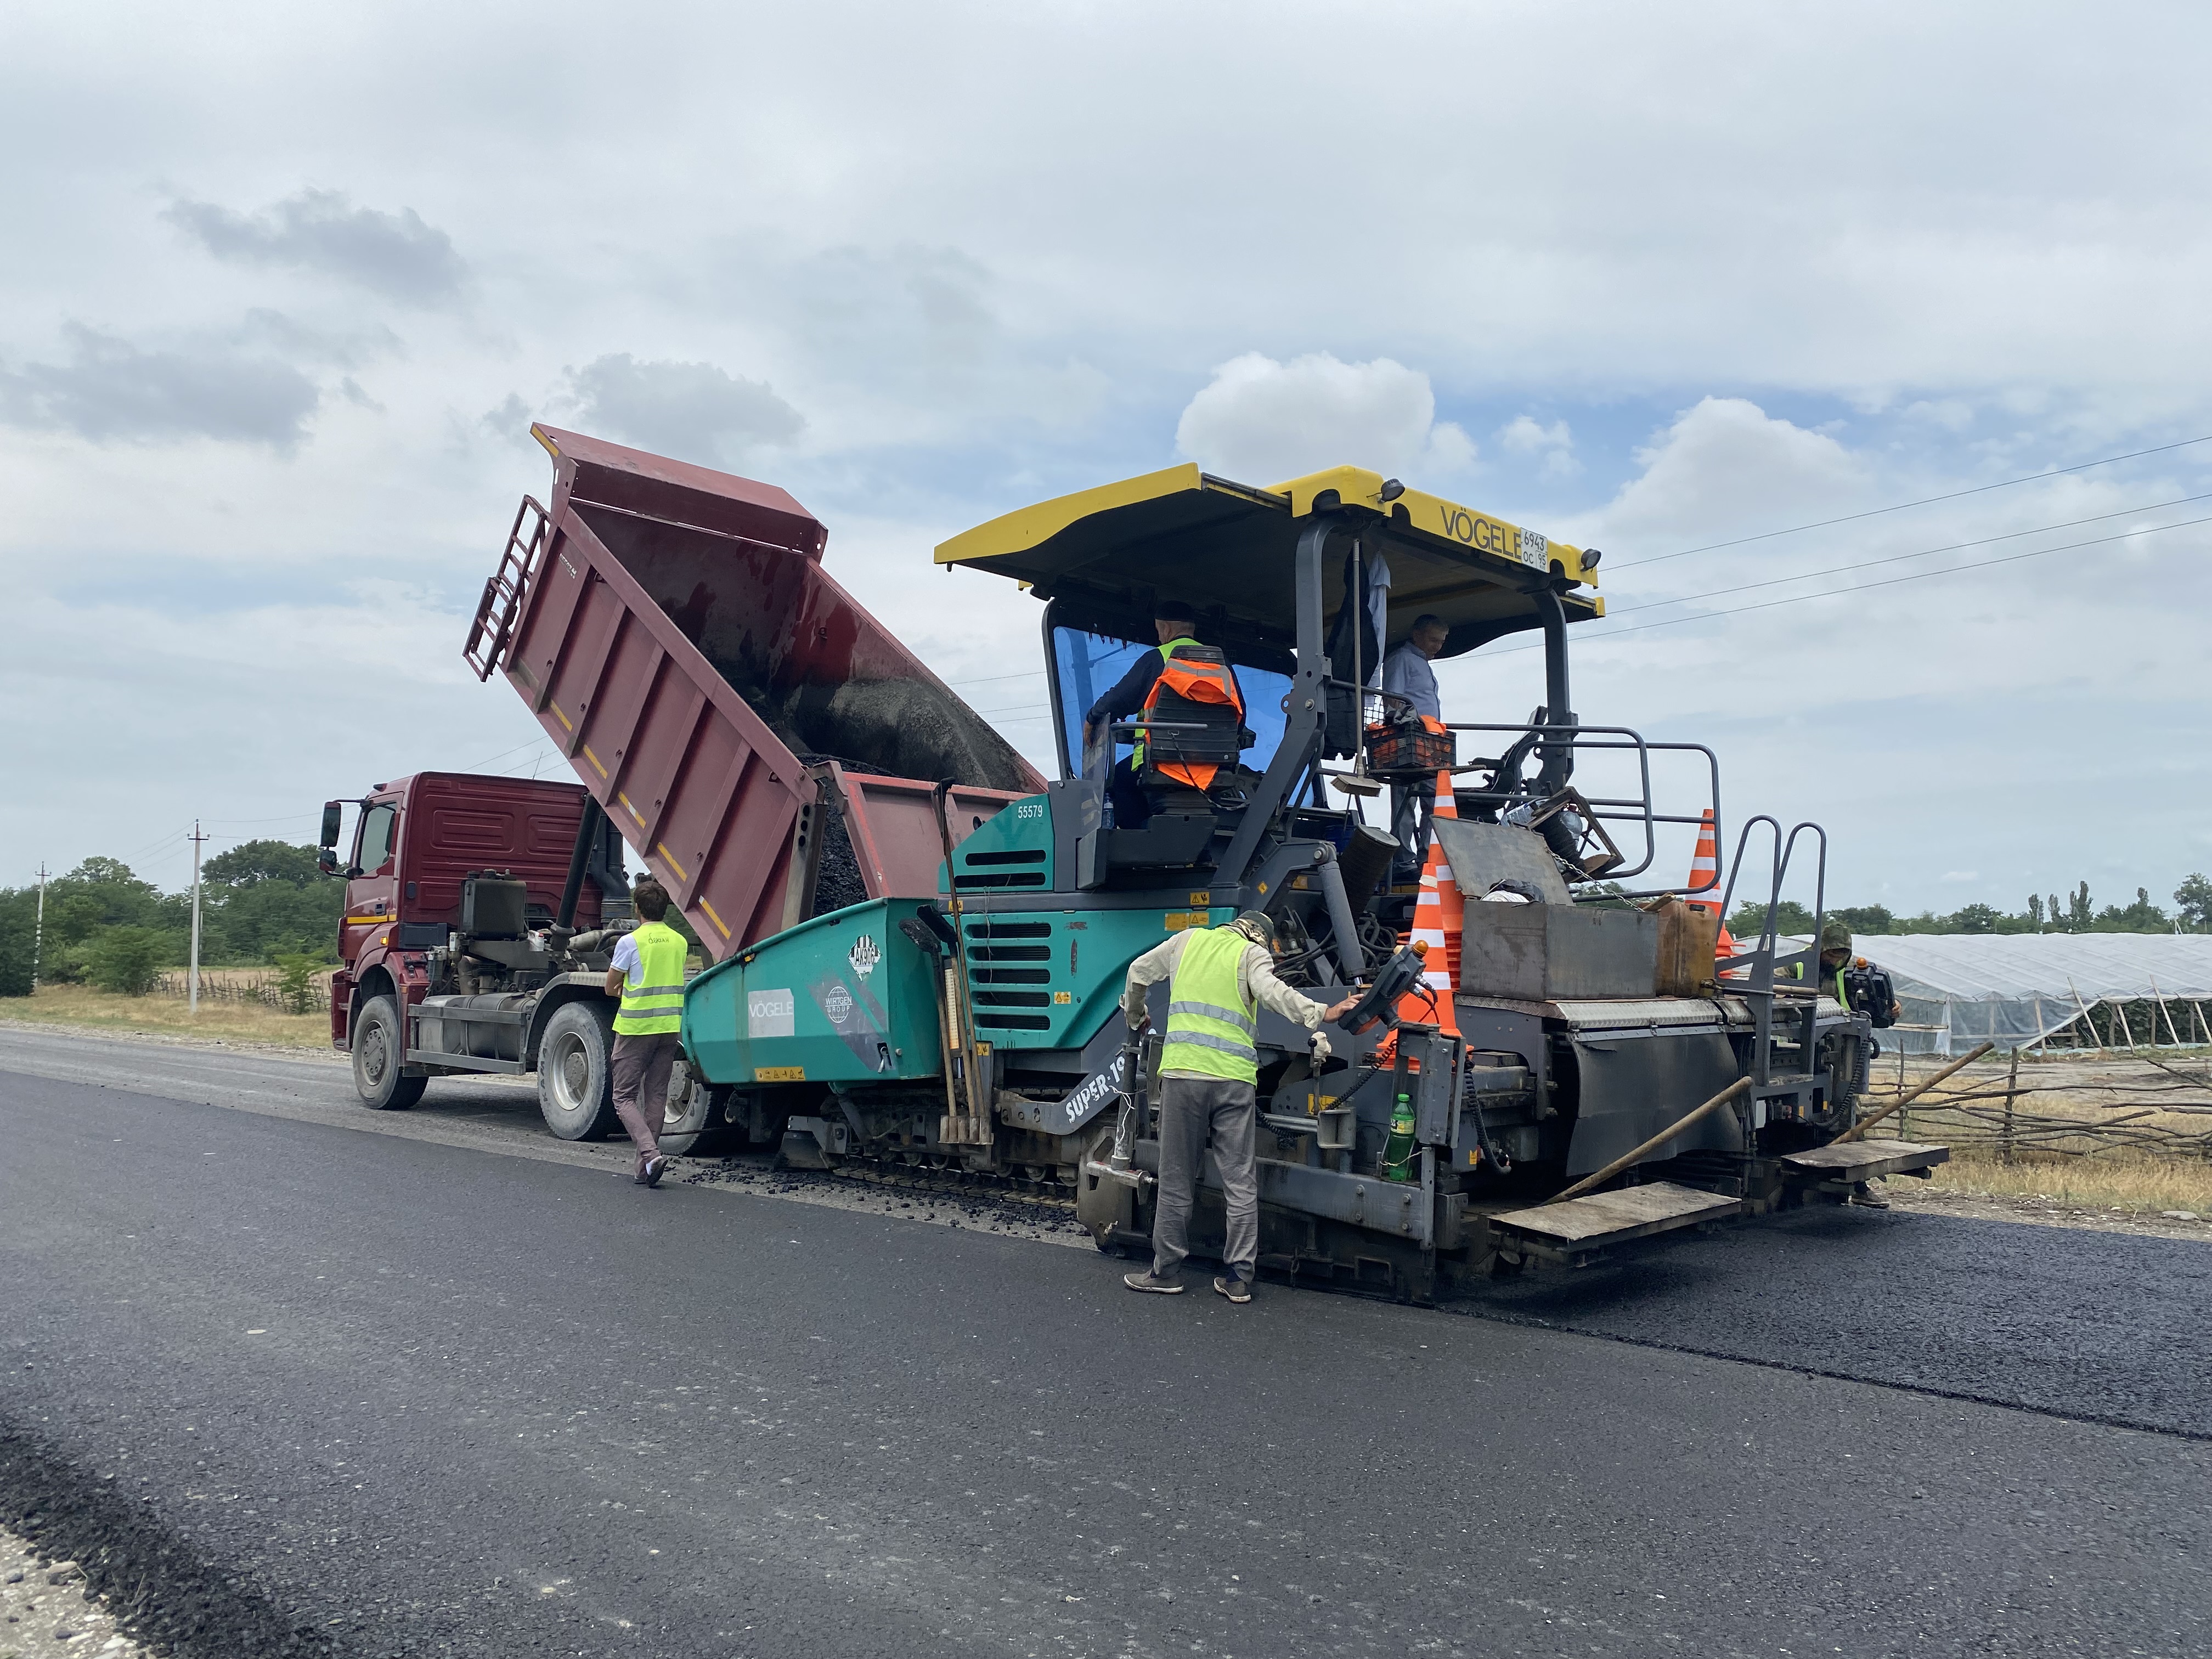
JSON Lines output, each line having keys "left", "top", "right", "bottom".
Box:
{"left": 354, "top": 995, "right": 427, "bottom": 1111}
{"left": 660, "top": 1082, "right": 737, "bottom": 1160}
{"left": 537, "top": 1001, "right": 620, "bottom": 1141}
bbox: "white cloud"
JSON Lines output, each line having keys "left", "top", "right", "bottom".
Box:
{"left": 559, "top": 353, "right": 804, "bottom": 469}
{"left": 2, "top": 2, "right": 2210, "bottom": 913}
{"left": 1599, "top": 397, "right": 1871, "bottom": 541}
{"left": 1497, "top": 414, "right": 1579, "bottom": 480}
{"left": 1173, "top": 352, "right": 1475, "bottom": 487}
{"left": 165, "top": 188, "right": 469, "bottom": 308}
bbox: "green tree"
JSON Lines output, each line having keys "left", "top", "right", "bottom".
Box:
{"left": 273, "top": 952, "right": 324, "bottom": 1014}
{"left": 0, "top": 905, "right": 31, "bottom": 996}
{"left": 2067, "top": 881, "right": 2094, "bottom": 931}
{"left": 1950, "top": 902, "right": 2000, "bottom": 934}
{"left": 87, "top": 927, "right": 166, "bottom": 995}
{"left": 2027, "top": 894, "right": 2044, "bottom": 928}
{"left": 1833, "top": 904, "right": 1895, "bottom": 935}
{"left": 203, "top": 840, "right": 327, "bottom": 889}
{"left": 2094, "top": 887, "right": 2169, "bottom": 932}
{"left": 2175, "top": 873, "right": 2212, "bottom": 932}
{"left": 202, "top": 839, "right": 345, "bottom": 963}
{"left": 1728, "top": 899, "right": 1816, "bottom": 938}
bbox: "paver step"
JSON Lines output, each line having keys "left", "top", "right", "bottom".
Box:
{"left": 1781, "top": 1138, "right": 1949, "bottom": 1183}
{"left": 1487, "top": 1181, "right": 1742, "bottom": 1252}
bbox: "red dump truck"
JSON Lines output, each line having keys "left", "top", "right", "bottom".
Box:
{"left": 323, "top": 426, "right": 1037, "bottom": 1141}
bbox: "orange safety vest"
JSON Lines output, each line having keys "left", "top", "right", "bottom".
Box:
{"left": 1136, "top": 640, "right": 1245, "bottom": 791}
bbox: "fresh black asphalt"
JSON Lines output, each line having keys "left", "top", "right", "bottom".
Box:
{"left": 1, "top": 1049, "right": 2207, "bottom": 1658}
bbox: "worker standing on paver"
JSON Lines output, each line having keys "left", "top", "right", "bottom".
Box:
{"left": 1379, "top": 613, "right": 1449, "bottom": 872}
{"left": 1789, "top": 918, "right": 1905, "bottom": 1208}
{"left": 1119, "top": 912, "right": 1356, "bottom": 1302}
{"left": 602, "top": 878, "right": 686, "bottom": 1188}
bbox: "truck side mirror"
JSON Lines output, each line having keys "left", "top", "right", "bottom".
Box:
{"left": 320, "top": 801, "right": 343, "bottom": 851}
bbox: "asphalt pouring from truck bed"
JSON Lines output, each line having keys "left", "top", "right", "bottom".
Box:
{"left": 1, "top": 1040, "right": 2207, "bottom": 1657}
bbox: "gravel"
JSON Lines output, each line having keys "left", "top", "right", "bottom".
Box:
{"left": 0, "top": 1521, "right": 151, "bottom": 1658}
{"left": 0, "top": 1427, "right": 330, "bottom": 1659}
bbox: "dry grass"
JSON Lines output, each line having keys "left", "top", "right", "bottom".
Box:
{"left": 1918, "top": 1147, "right": 2212, "bottom": 1214}
{"left": 0, "top": 984, "right": 332, "bottom": 1049}
{"left": 1878, "top": 1052, "right": 2212, "bottom": 1215}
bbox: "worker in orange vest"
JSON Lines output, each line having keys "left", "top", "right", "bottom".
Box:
{"left": 1082, "top": 600, "right": 1246, "bottom": 829}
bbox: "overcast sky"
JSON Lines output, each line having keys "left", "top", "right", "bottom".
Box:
{"left": 4, "top": 0, "right": 2207, "bottom": 921}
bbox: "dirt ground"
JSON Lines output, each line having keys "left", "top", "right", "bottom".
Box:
{"left": 0, "top": 1525, "right": 149, "bottom": 1658}
{"left": 1870, "top": 1049, "right": 2212, "bottom": 1221}
{"left": 0, "top": 986, "right": 329, "bottom": 1051}
{"left": 1882, "top": 1177, "right": 2212, "bottom": 1243}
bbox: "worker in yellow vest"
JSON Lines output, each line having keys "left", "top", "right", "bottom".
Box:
{"left": 602, "top": 878, "right": 688, "bottom": 1187}
{"left": 1119, "top": 912, "right": 1355, "bottom": 1302}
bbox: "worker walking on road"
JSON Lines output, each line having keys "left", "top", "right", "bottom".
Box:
{"left": 603, "top": 878, "right": 687, "bottom": 1188}
{"left": 1119, "top": 912, "right": 1355, "bottom": 1303}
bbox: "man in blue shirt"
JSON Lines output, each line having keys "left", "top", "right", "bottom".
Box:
{"left": 1380, "top": 614, "right": 1448, "bottom": 872}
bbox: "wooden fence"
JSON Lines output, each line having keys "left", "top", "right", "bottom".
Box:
{"left": 1877, "top": 1051, "right": 2212, "bottom": 1164}
{"left": 149, "top": 970, "right": 332, "bottom": 1014}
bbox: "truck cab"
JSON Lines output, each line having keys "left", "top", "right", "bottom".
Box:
{"left": 322, "top": 772, "right": 630, "bottom": 1114}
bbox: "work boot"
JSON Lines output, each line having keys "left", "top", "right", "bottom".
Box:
{"left": 1124, "top": 1270, "right": 1184, "bottom": 1295}
{"left": 1213, "top": 1274, "right": 1254, "bottom": 1305}
{"left": 1850, "top": 1179, "right": 1890, "bottom": 1209}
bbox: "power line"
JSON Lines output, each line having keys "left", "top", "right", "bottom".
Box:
{"left": 1493, "top": 512, "right": 2212, "bottom": 653}
{"left": 1616, "top": 432, "right": 2212, "bottom": 571}
{"left": 945, "top": 668, "right": 1047, "bottom": 689}
{"left": 1603, "top": 492, "right": 2212, "bottom": 620}
{"left": 455, "top": 736, "right": 557, "bottom": 773}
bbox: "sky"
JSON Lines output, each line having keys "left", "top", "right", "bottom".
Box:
{"left": 3, "top": 0, "right": 2208, "bottom": 921}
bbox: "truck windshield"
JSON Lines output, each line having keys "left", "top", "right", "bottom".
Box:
{"left": 355, "top": 802, "right": 397, "bottom": 876}
{"left": 1050, "top": 627, "right": 1290, "bottom": 780}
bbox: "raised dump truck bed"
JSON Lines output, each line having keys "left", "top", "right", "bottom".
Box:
{"left": 465, "top": 425, "right": 1042, "bottom": 956}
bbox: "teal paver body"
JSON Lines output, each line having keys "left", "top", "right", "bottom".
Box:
{"left": 683, "top": 793, "right": 1227, "bottom": 1082}
{"left": 684, "top": 899, "right": 946, "bottom": 1086}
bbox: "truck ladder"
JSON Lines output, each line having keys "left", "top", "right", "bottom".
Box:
{"left": 465, "top": 495, "right": 549, "bottom": 681}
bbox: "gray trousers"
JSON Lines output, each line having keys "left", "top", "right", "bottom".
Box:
{"left": 611, "top": 1032, "right": 680, "bottom": 1172}
{"left": 1152, "top": 1074, "right": 1260, "bottom": 1281}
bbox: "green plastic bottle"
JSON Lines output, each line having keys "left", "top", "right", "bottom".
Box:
{"left": 1382, "top": 1088, "right": 1417, "bottom": 1182}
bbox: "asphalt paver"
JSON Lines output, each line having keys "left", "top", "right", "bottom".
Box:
{"left": 2, "top": 1054, "right": 2207, "bottom": 1658}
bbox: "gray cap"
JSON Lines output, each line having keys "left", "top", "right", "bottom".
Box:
{"left": 1228, "top": 910, "right": 1276, "bottom": 944}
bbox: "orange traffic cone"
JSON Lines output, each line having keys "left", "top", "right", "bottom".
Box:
{"left": 1686, "top": 809, "right": 1736, "bottom": 956}
{"left": 1399, "top": 770, "right": 1460, "bottom": 1037}
{"left": 1430, "top": 768, "right": 1464, "bottom": 992}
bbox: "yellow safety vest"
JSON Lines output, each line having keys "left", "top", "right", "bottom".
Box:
{"left": 1161, "top": 926, "right": 1259, "bottom": 1084}
{"left": 613, "top": 921, "right": 687, "bottom": 1036}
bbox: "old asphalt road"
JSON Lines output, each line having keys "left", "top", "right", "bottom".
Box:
{"left": 1, "top": 1030, "right": 2205, "bottom": 1659}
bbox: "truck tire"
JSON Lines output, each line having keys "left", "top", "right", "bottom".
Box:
{"left": 537, "top": 1000, "right": 620, "bottom": 1141}
{"left": 354, "top": 994, "right": 427, "bottom": 1111}
{"left": 659, "top": 1081, "right": 738, "bottom": 1160}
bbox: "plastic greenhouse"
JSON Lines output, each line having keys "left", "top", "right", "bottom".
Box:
{"left": 1837, "top": 934, "right": 2212, "bottom": 1056}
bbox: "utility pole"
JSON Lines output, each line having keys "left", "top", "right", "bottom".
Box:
{"left": 32, "top": 864, "right": 48, "bottom": 991}
{"left": 188, "top": 822, "right": 209, "bottom": 1015}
